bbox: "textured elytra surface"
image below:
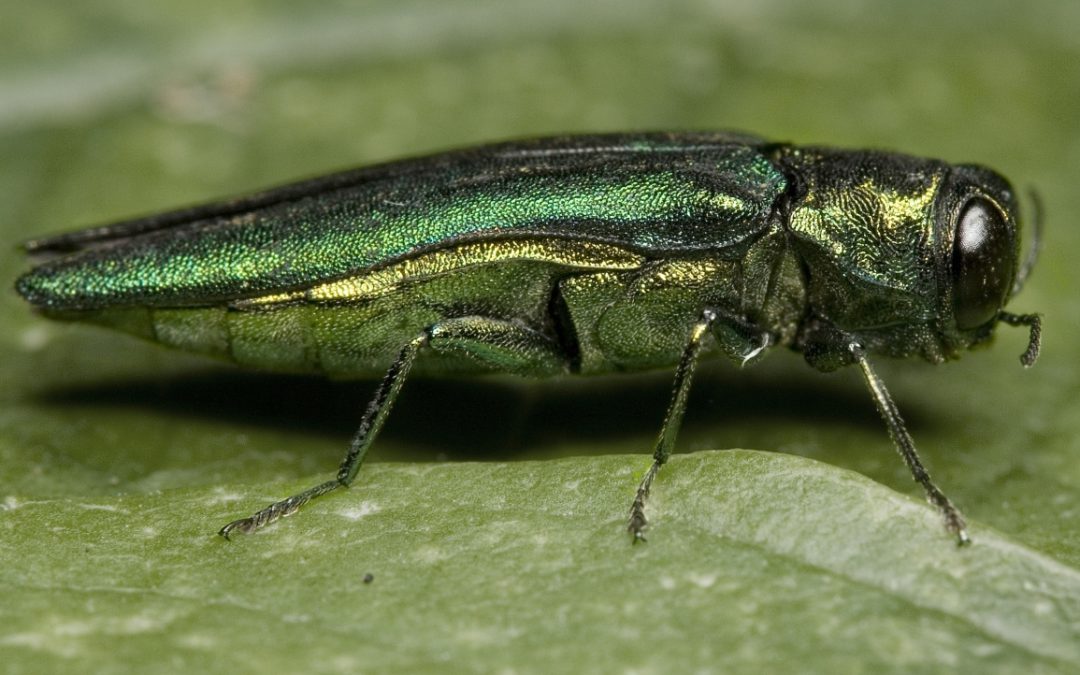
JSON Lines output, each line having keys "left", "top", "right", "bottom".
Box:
{"left": 16, "top": 134, "right": 784, "bottom": 310}
{"left": 2, "top": 1, "right": 1079, "bottom": 673}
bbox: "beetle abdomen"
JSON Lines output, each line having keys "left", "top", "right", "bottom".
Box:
{"left": 66, "top": 239, "right": 649, "bottom": 376}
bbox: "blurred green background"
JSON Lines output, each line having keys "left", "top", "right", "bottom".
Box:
{"left": 2, "top": 2, "right": 1078, "bottom": 673}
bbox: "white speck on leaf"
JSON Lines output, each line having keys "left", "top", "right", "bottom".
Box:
{"left": 687, "top": 573, "right": 717, "bottom": 589}
{"left": 337, "top": 501, "right": 380, "bottom": 520}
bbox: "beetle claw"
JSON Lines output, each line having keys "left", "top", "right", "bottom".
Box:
{"left": 218, "top": 517, "right": 256, "bottom": 540}
{"left": 628, "top": 504, "right": 649, "bottom": 544}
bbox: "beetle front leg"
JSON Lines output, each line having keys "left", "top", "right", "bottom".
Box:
{"left": 219, "top": 316, "right": 566, "bottom": 538}
{"left": 628, "top": 309, "right": 771, "bottom": 542}
{"left": 850, "top": 343, "right": 970, "bottom": 546}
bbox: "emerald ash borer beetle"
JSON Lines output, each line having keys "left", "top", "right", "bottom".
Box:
{"left": 15, "top": 132, "right": 1043, "bottom": 545}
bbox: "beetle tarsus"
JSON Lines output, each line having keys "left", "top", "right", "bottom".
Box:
{"left": 628, "top": 487, "right": 651, "bottom": 543}
{"left": 940, "top": 505, "right": 971, "bottom": 547}
{"left": 218, "top": 518, "right": 255, "bottom": 540}
{"left": 628, "top": 512, "right": 648, "bottom": 543}
{"left": 218, "top": 503, "right": 287, "bottom": 539}
{"left": 955, "top": 527, "right": 972, "bottom": 547}
{"left": 218, "top": 479, "right": 341, "bottom": 538}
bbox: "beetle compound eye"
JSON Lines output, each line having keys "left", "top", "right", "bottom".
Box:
{"left": 951, "top": 197, "right": 1014, "bottom": 330}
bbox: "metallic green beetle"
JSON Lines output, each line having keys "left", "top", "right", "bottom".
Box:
{"left": 16, "top": 132, "right": 1042, "bottom": 544}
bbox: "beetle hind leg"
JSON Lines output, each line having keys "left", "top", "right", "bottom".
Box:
{"left": 219, "top": 331, "right": 428, "bottom": 539}
{"left": 219, "top": 316, "right": 567, "bottom": 538}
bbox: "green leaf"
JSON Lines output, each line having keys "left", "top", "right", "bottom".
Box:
{"left": 3, "top": 1, "right": 1079, "bottom": 673}
{"left": 4, "top": 451, "right": 1079, "bottom": 673}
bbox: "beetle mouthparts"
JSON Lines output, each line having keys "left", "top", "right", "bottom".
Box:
{"left": 998, "top": 311, "right": 1042, "bottom": 367}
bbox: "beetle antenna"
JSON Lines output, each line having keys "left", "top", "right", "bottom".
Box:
{"left": 1011, "top": 188, "right": 1043, "bottom": 296}
{"left": 997, "top": 311, "right": 1042, "bottom": 367}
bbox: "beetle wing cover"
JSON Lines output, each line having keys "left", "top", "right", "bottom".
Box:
{"left": 17, "top": 133, "right": 786, "bottom": 311}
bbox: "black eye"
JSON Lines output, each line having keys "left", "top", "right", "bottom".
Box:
{"left": 951, "top": 197, "right": 1014, "bottom": 330}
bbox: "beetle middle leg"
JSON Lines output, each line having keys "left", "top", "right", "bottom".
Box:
{"left": 628, "top": 309, "right": 771, "bottom": 542}
{"left": 219, "top": 316, "right": 567, "bottom": 538}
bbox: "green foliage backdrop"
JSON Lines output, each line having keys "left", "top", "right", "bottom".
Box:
{"left": 2, "top": 2, "right": 1078, "bottom": 673}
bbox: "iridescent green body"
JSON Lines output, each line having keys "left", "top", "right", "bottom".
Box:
{"left": 19, "top": 133, "right": 792, "bottom": 376}
{"left": 16, "top": 132, "right": 1041, "bottom": 542}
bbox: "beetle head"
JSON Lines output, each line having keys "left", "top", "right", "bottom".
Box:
{"left": 933, "top": 164, "right": 1041, "bottom": 366}
{"left": 780, "top": 147, "right": 1039, "bottom": 369}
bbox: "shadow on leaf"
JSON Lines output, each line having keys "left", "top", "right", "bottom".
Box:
{"left": 29, "top": 358, "right": 923, "bottom": 463}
